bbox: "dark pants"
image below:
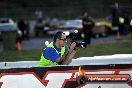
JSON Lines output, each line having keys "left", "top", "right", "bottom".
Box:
{"left": 83, "top": 27, "right": 92, "bottom": 45}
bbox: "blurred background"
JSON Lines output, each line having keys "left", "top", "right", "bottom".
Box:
{"left": 0, "top": 0, "right": 132, "bottom": 62}
{"left": 0, "top": 0, "right": 132, "bottom": 36}
{"left": 0, "top": 0, "right": 131, "bottom": 19}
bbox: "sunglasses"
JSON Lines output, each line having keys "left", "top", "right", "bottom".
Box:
{"left": 59, "top": 38, "right": 67, "bottom": 41}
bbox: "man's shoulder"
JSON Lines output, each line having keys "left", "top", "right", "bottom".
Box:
{"left": 44, "top": 47, "right": 55, "bottom": 52}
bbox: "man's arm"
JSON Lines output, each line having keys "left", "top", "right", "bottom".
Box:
{"left": 55, "top": 50, "right": 69, "bottom": 63}
{"left": 55, "top": 42, "right": 77, "bottom": 65}
{"left": 61, "top": 49, "right": 77, "bottom": 65}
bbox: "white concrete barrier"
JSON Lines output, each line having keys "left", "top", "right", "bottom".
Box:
{"left": 0, "top": 54, "right": 132, "bottom": 68}
{"left": 0, "top": 54, "right": 132, "bottom": 88}
{"left": 70, "top": 54, "right": 132, "bottom": 65}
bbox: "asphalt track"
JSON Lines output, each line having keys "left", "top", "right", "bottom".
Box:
{"left": 15, "top": 35, "right": 129, "bottom": 50}
{"left": 0, "top": 35, "right": 129, "bottom": 52}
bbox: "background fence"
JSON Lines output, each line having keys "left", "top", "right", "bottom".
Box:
{"left": 0, "top": 0, "right": 132, "bottom": 20}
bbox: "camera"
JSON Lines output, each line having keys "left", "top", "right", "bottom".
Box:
{"left": 67, "top": 33, "right": 87, "bottom": 48}
{"left": 75, "top": 41, "right": 87, "bottom": 48}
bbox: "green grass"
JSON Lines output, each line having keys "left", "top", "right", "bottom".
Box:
{"left": 0, "top": 50, "right": 42, "bottom": 62}
{"left": 75, "top": 40, "right": 132, "bottom": 58}
{"left": 0, "top": 40, "right": 132, "bottom": 62}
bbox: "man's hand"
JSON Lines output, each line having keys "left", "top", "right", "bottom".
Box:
{"left": 69, "top": 42, "right": 76, "bottom": 54}
{"left": 61, "top": 42, "right": 79, "bottom": 65}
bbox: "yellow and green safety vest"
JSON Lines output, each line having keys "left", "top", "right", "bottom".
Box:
{"left": 38, "top": 42, "right": 65, "bottom": 66}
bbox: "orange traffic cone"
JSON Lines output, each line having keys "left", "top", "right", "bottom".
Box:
{"left": 17, "top": 40, "right": 21, "bottom": 51}
{"left": 116, "top": 31, "right": 121, "bottom": 40}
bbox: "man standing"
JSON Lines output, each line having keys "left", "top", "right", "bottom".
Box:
{"left": 38, "top": 31, "right": 78, "bottom": 66}
{"left": 82, "top": 12, "right": 95, "bottom": 44}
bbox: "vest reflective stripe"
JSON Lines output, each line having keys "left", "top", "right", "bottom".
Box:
{"left": 38, "top": 42, "right": 65, "bottom": 66}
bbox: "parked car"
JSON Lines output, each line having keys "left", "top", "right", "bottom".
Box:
{"left": 47, "top": 19, "right": 83, "bottom": 39}
{"left": 92, "top": 20, "right": 112, "bottom": 38}
{"left": 47, "top": 19, "right": 112, "bottom": 39}
{"left": 0, "top": 18, "right": 22, "bottom": 42}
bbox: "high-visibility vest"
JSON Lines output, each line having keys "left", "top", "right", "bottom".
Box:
{"left": 38, "top": 42, "right": 66, "bottom": 66}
